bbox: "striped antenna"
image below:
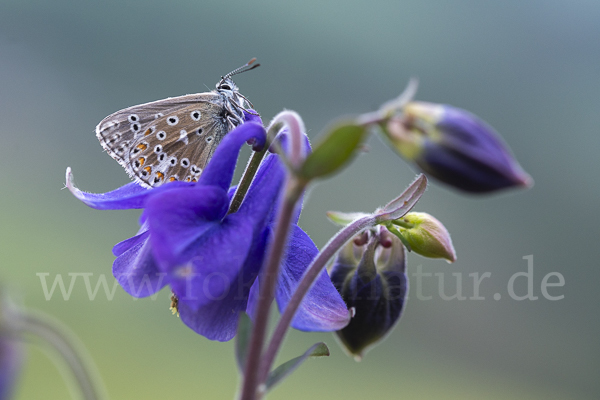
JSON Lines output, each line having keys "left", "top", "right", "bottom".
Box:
{"left": 221, "top": 58, "right": 260, "bottom": 82}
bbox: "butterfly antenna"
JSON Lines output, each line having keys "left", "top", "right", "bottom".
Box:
{"left": 221, "top": 58, "right": 261, "bottom": 82}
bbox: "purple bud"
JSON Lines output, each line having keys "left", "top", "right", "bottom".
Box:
{"left": 384, "top": 102, "right": 533, "bottom": 193}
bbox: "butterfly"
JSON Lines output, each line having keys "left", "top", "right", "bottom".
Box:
{"left": 95, "top": 59, "right": 260, "bottom": 188}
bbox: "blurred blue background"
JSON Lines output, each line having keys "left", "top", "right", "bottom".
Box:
{"left": 1, "top": 0, "right": 598, "bottom": 398}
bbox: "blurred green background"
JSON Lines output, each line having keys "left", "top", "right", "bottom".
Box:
{"left": 1, "top": 0, "right": 598, "bottom": 398}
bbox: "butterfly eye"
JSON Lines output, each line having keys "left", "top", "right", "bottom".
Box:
{"left": 220, "top": 84, "right": 231, "bottom": 90}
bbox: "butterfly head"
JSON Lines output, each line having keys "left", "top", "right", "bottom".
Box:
{"left": 215, "top": 58, "right": 260, "bottom": 116}
{"left": 216, "top": 77, "right": 239, "bottom": 94}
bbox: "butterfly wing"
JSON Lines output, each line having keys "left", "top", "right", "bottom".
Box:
{"left": 96, "top": 92, "right": 228, "bottom": 187}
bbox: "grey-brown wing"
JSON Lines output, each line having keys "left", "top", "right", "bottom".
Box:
{"left": 95, "top": 92, "right": 224, "bottom": 186}
{"left": 128, "top": 102, "right": 229, "bottom": 186}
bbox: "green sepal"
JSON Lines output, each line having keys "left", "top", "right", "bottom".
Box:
{"left": 326, "top": 211, "right": 370, "bottom": 226}
{"left": 235, "top": 312, "right": 253, "bottom": 373}
{"left": 392, "top": 212, "right": 457, "bottom": 262}
{"left": 265, "top": 342, "right": 330, "bottom": 391}
{"left": 385, "top": 223, "right": 413, "bottom": 252}
{"left": 300, "top": 123, "right": 367, "bottom": 180}
{"left": 374, "top": 174, "right": 428, "bottom": 223}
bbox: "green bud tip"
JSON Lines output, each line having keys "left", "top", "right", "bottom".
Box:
{"left": 393, "top": 212, "right": 457, "bottom": 263}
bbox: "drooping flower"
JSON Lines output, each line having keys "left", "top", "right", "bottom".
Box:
{"left": 329, "top": 227, "right": 408, "bottom": 360}
{"left": 383, "top": 101, "right": 533, "bottom": 193}
{"left": 67, "top": 114, "right": 349, "bottom": 341}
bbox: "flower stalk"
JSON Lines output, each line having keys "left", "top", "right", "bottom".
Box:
{"left": 229, "top": 147, "right": 268, "bottom": 214}
{"left": 239, "top": 112, "right": 308, "bottom": 400}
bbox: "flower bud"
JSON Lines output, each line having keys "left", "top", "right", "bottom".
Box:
{"left": 330, "top": 228, "right": 407, "bottom": 360}
{"left": 383, "top": 101, "right": 533, "bottom": 193}
{"left": 390, "top": 212, "right": 456, "bottom": 263}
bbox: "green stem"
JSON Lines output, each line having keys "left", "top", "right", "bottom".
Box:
{"left": 238, "top": 111, "right": 308, "bottom": 400}
{"left": 229, "top": 118, "right": 291, "bottom": 215}
{"left": 257, "top": 214, "right": 377, "bottom": 386}
{"left": 229, "top": 148, "right": 268, "bottom": 214}
{"left": 239, "top": 178, "right": 305, "bottom": 400}
{"left": 390, "top": 218, "right": 414, "bottom": 229}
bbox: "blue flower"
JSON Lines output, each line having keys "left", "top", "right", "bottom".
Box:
{"left": 384, "top": 102, "right": 533, "bottom": 193}
{"left": 67, "top": 115, "right": 349, "bottom": 341}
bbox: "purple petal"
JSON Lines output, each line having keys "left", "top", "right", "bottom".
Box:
{"left": 262, "top": 132, "right": 310, "bottom": 225}
{"left": 178, "top": 300, "right": 241, "bottom": 342}
{"left": 66, "top": 167, "right": 193, "bottom": 210}
{"left": 198, "top": 122, "right": 266, "bottom": 189}
{"left": 249, "top": 225, "right": 351, "bottom": 331}
{"left": 236, "top": 151, "right": 285, "bottom": 226}
{"left": 146, "top": 185, "right": 229, "bottom": 269}
{"left": 112, "top": 227, "right": 168, "bottom": 298}
{"left": 66, "top": 167, "right": 149, "bottom": 210}
{"left": 113, "top": 223, "right": 149, "bottom": 257}
{"left": 176, "top": 230, "right": 267, "bottom": 341}
{"left": 244, "top": 110, "right": 263, "bottom": 125}
{"left": 177, "top": 286, "right": 246, "bottom": 342}
{"left": 246, "top": 279, "right": 260, "bottom": 320}
{"left": 227, "top": 185, "right": 238, "bottom": 200}
{"left": 167, "top": 215, "right": 255, "bottom": 310}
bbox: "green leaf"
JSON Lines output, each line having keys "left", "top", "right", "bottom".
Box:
{"left": 300, "top": 123, "right": 367, "bottom": 180}
{"left": 235, "top": 312, "right": 253, "bottom": 373}
{"left": 265, "top": 342, "right": 330, "bottom": 391}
